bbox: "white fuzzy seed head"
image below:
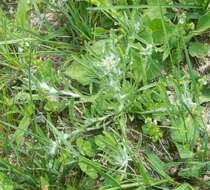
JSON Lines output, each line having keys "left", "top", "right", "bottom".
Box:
{"left": 178, "top": 13, "right": 186, "bottom": 24}
{"left": 101, "top": 53, "right": 120, "bottom": 72}
{"left": 18, "top": 47, "right": 24, "bottom": 53}
{"left": 144, "top": 44, "right": 153, "bottom": 55}
{"left": 182, "top": 95, "right": 196, "bottom": 109}
{"left": 48, "top": 141, "right": 58, "bottom": 156}
{"left": 40, "top": 82, "right": 57, "bottom": 94}
{"left": 134, "top": 22, "right": 141, "bottom": 32}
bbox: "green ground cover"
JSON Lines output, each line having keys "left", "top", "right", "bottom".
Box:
{"left": 0, "top": 0, "right": 209, "bottom": 189}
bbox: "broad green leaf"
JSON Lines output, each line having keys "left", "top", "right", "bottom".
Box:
{"left": 76, "top": 138, "right": 96, "bottom": 157}
{"left": 145, "top": 18, "right": 173, "bottom": 45}
{"left": 175, "top": 143, "right": 194, "bottom": 159}
{"left": 12, "top": 115, "right": 31, "bottom": 145}
{"left": 44, "top": 100, "right": 62, "bottom": 112}
{"left": 171, "top": 118, "right": 187, "bottom": 143}
{"left": 195, "top": 10, "right": 210, "bottom": 33}
{"left": 95, "top": 135, "right": 106, "bottom": 149}
{"left": 144, "top": 0, "right": 168, "bottom": 20}
{"left": 0, "top": 172, "right": 14, "bottom": 190}
{"left": 171, "top": 116, "right": 199, "bottom": 145}
{"left": 184, "top": 116, "right": 200, "bottom": 144}
{"left": 146, "top": 54, "right": 164, "bottom": 80}
{"left": 65, "top": 63, "right": 92, "bottom": 85}
{"left": 95, "top": 132, "right": 117, "bottom": 150}
{"left": 79, "top": 162, "right": 98, "bottom": 179}
{"left": 138, "top": 27, "right": 153, "bottom": 44}
{"left": 15, "top": 92, "right": 30, "bottom": 104}
{"left": 189, "top": 42, "right": 209, "bottom": 58}
{"left": 90, "top": 39, "right": 112, "bottom": 56}
{"left": 178, "top": 163, "right": 206, "bottom": 178}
